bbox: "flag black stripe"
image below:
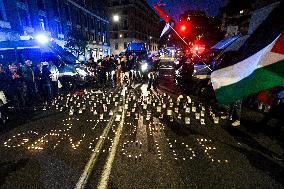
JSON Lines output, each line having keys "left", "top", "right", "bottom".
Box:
{"left": 234, "top": 1, "right": 284, "bottom": 63}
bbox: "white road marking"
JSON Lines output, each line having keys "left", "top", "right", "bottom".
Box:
{"left": 74, "top": 111, "right": 117, "bottom": 189}
{"left": 136, "top": 115, "right": 148, "bottom": 150}
{"left": 97, "top": 88, "right": 127, "bottom": 189}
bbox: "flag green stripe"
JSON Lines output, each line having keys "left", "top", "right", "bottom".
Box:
{"left": 215, "top": 59, "right": 284, "bottom": 105}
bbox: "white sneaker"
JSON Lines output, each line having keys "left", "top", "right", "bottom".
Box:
{"left": 231, "top": 120, "right": 240, "bottom": 127}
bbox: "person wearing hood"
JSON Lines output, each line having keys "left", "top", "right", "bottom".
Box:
{"left": 21, "top": 60, "right": 37, "bottom": 106}
{"left": 41, "top": 62, "right": 52, "bottom": 102}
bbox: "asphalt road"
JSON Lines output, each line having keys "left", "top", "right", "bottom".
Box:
{"left": 0, "top": 59, "right": 283, "bottom": 189}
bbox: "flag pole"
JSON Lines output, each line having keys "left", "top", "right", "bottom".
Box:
{"left": 167, "top": 23, "right": 212, "bottom": 72}
{"left": 153, "top": 2, "right": 212, "bottom": 72}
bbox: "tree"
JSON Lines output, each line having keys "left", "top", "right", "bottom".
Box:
{"left": 65, "top": 30, "right": 88, "bottom": 59}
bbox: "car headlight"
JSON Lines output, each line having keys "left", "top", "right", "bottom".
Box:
{"left": 141, "top": 63, "right": 148, "bottom": 72}
{"left": 76, "top": 68, "right": 87, "bottom": 77}
{"left": 174, "top": 61, "right": 179, "bottom": 65}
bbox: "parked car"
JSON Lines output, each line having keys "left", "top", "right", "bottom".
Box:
{"left": 125, "top": 42, "right": 153, "bottom": 81}
{"left": 58, "top": 62, "right": 97, "bottom": 91}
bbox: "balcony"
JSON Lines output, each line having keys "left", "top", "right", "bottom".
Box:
{"left": 23, "top": 26, "right": 35, "bottom": 34}
{"left": 0, "top": 21, "right": 11, "bottom": 29}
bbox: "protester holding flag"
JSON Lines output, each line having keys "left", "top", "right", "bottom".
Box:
{"left": 211, "top": 1, "right": 284, "bottom": 126}
{"left": 211, "top": 1, "right": 284, "bottom": 105}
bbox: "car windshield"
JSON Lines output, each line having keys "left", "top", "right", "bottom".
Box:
{"left": 126, "top": 43, "right": 146, "bottom": 51}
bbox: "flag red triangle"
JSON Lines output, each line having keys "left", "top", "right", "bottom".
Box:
{"left": 271, "top": 31, "right": 284, "bottom": 55}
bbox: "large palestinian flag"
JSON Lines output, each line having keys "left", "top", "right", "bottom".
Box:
{"left": 211, "top": 1, "right": 284, "bottom": 105}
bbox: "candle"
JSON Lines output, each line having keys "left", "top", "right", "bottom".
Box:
{"left": 185, "top": 117, "right": 190, "bottom": 125}
{"left": 195, "top": 113, "right": 200, "bottom": 120}
{"left": 167, "top": 109, "right": 172, "bottom": 116}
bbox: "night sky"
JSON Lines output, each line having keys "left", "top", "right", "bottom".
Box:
{"left": 147, "top": 0, "right": 225, "bottom": 20}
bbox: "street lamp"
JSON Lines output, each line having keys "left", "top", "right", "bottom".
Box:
{"left": 113, "top": 15, "right": 120, "bottom": 22}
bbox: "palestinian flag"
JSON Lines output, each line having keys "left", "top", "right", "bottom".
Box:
{"left": 211, "top": 1, "right": 284, "bottom": 105}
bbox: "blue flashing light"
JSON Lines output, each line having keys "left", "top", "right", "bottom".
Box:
{"left": 36, "top": 34, "right": 49, "bottom": 44}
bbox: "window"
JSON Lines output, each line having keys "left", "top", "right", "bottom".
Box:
{"left": 0, "top": 2, "right": 4, "bottom": 21}
{"left": 19, "top": 8, "right": 29, "bottom": 26}
{"left": 64, "top": 4, "right": 70, "bottom": 21}
{"left": 76, "top": 10, "right": 80, "bottom": 25}
{"left": 113, "top": 25, "right": 118, "bottom": 31}
{"left": 124, "top": 33, "right": 128, "bottom": 38}
{"left": 82, "top": 14, "right": 87, "bottom": 28}
{"left": 98, "top": 21, "right": 101, "bottom": 32}
{"left": 91, "top": 18, "right": 95, "bottom": 30}
{"left": 91, "top": 2, "right": 96, "bottom": 10}
{"left": 113, "top": 33, "right": 118, "bottom": 39}
{"left": 37, "top": 0, "right": 45, "bottom": 11}
{"left": 102, "top": 23, "right": 105, "bottom": 33}
{"left": 67, "top": 25, "right": 71, "bottom": 32}
{"left": 115, "top": 43, "right": 118, "bottom": 50}
{"left": 123, "top": 20, "right": 128, "bottom": 30}
{"left": 0, "top": 11, "right": 3, "bottom": 21}
{"left": 52, "top": 0, "right": 59, "bottom": 17}
{"left": 56, "top": 21, "right": 63, "bottom": 34}
{"left": 39, "top": 16, "right": 46, "bottom": 30}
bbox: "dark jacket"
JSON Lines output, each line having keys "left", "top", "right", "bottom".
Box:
{"left": 126, "top": 59, "right": 134, "bottom": 71}
{"left": 121, "top": 61, "right": 128, "bottom": 72}
{"left": 149, "top": 59, "right": 161, "bottom": 72}
{"left": 21, "top": 65, "right": 35, "bottom": 83}
{"left": 106, "top": 59, "right": 115, "bottom": 72}
{"left": 34, "top": 67, "right": 42, "bottom": 81}
{"left": 6, "top": 71, "right": 23, "bottom": 95}
{"left": 41, "top": 66, "right": 51, "bottom": 85}
{"left": 0, "top": 72, "right": 8, "bottom": 92}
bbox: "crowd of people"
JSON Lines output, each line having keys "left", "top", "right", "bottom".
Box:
{"left": 86, "top": 54, "right": 161, "bottom": 89}
{"left": 0, "top": 60, "right": 59, "bottom": 112}
{"left": 0, "top": 54, "right": 161, "bottom": 112}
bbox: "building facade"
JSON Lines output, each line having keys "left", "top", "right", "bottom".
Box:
{"left": 0, "top": 0, "right": 110, "bottom": 61}
{"left": 108, "top": 0, "right": 160, "bottom": 55}
{"left": 178, "top": 10, "right": 223, "bottom": 48}
{"left": 220, "top": 0, "right": 280, "bottom": 36}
